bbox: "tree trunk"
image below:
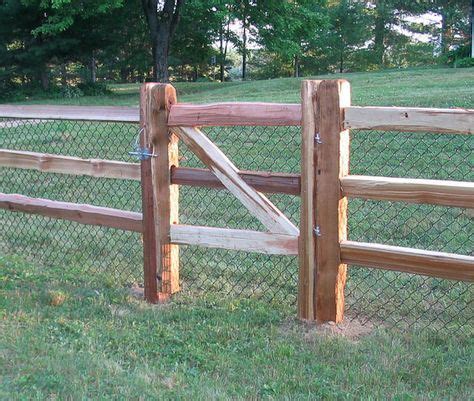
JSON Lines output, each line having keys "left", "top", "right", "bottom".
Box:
{"left": 471, "top": 0, "right": 474, "bottom": 58}
{"left": 141, "top": 0, "right": 183, "bottom": 83}
{"left": 61, "top": 64, "right": 67, "bottom": 86}
{"left": 440, "top": 9, "right": 449, "bottom": 56}
{"left": 40, "top": 68, "right": 49, "bottom": 91}
{"left": 91, "top": 53, "right": 97, "bottom": 83}
{"left": 219, "top": 26, "right": 225, "bottom": 82}
{"left": 154, "top": 29, "right": 170, "bottom": 82}
{"left": 242, "top": 22, "right": 247, "bottom": 80}
{"left": 293, "top": 55, "right": 299, "bottom": 77}
{"left": 373, "top": 1, "right": 386, "bottom": 66}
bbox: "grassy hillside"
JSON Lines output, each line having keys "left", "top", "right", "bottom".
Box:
{"left": 14, "top": 66, "right": 474, "bottom": 108}
{"left": 1, "top": 67, "right": 473, "bottom": 399}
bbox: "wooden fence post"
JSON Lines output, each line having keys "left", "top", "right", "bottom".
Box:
{"left": 140, "top": 83, "right": 179, "bottom": 303}
{"left": 298, "top": 79, "right": 350, "bottom": 322}
{"left": 298, "top": 80, "right": 321, "bottom": 320}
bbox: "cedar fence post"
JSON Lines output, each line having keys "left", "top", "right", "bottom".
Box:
{"left": 140, "top": 83, "right": 180, "bottom": 303}
{"left": 298, "top": 79, "right": 350, "bottom": 322}
{"left": 298, "top": 80, "right": 321, "bottom": 320}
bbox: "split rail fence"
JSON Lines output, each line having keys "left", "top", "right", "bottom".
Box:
{"left": 0, "top": 79, "right": 473, "bottom": 323}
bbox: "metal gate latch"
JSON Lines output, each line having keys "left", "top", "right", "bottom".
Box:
{"left": 129, "top": 128, "right": 157, "bottom": 160}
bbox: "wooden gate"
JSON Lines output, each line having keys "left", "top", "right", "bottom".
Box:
{"left": 140, "top": 83, "right": 300, "bottom": 303}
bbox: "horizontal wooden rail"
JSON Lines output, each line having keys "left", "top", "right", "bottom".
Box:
{"left": 0, "top": 193, "right": 143, "bottom": 232}
{"left": 0, "top": 193, "right": 297, "bottom": 255}
{"left": 0, "top": 149, "right": 300, "bottom": 195}
{"left": 340, "top": 241, "right": 474, "bottom": 282}
{"left": 0, "top": 149, "right": 140, "bottom": 180}
{"left": 168, "top": 102, "right": 301, "bottom": 126}
{"left": 345, "top": 106, "right": 473, "bottom": 134}
{"left": 0, "top": 105, "right": 139, "bottom": 122}
{"left": 1, "top": 104, "right": 471, "bottom": 134}
{"left": 169, "top": 224, "right": 298, "bottom": 255}
{"left": 341, "top": 175, "right": 474, "bottom": 209}
{"left": 171, "top": 166, "right": 300, "bottom": 195}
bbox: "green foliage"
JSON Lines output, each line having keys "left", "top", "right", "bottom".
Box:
{"left": 59, "top": 85, "right": 84, "bottom": 98}
{"left": 454, "top": 57, "right": 474, "bottom": 68}
{"left": 77, "top": 82, "right": 111, "bottom": 96}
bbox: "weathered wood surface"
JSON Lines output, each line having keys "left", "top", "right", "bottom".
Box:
{"left": 314, "top": 80, "right": 351, "bottom": 323}
{"left": 341, "top": 175, "right": 474, "bottom": 209}
{"left": 341, "top": 241, "right": 474, "bottom": 282}
{"left": 0, "top": 119, "right": 46, "bottom": 128}
{"left": 168, "top": 102, "right": 301, "bottom": 126}
{"left": 0, "top": 104, "right": 139, "bottom": 122}
{"left": 171, "top": 166, "right": 300, "bottom": 195}
{"left": 345, "top": 106, "right": 474, "bottom": 134}
{"left": 0, "top": 149, "right": 140, "bottom": 180}
{"left": 172, "top": 126, "right": 299, "bottom": 236}
{"left": 170, "top": 225, "right": 298, "bottom": 255}
{"left": 298, "top": 80, "right": 321, "bottom": 320}
{"left": 147, "top": 83, "right": 180, "bottom": 296}
{"left": 0, "top": 193, "right": 142, "bottom": 232}
{"left": 140, "top": 85, "right": 159, "bottom": 303}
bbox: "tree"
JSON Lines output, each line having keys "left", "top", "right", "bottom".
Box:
{"left": 257, "top": 0, "right": 327, "bottom": 77}
{"left": 326, "top": 0, "right": 371, "bottom": 73}
{"left": 141, "top": 0, "right": 185, "bottom": 82}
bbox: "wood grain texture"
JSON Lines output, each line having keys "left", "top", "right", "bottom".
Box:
{"left": 172, "top": 126, "right": 299, "bottom": 236}
{"left": 140, "top": 85, "right": 159, "bottom": 303}
{"left": 147, "top": 83, "right": 180, "bottom": 296}
{"left": 168, "top": 102, "right": 301, "bottom": 126}
{"left": 0, "top": 193, "right": 142, "bottom": 232}
{"left": 314, "top": 80, "right": 351, "bottom": 323}
{"left": 341, "top": 241, "right": 474, "bottom": 282}
{"left": 0, "top": 149, "right": 140, "bottom": 180}
{"left": 341, "top": 175, "right": 474, "bottom": 209}
{"left": 0, "top": 104, "right": 139, "bottom": 122}
{"left": 298, "top": 80, "right": 321, "bottom": 320}
{"left": 345, "top": 106, "right": 473, "bottom": 134}
{"left": 171, "top": 166, "right": 300, "bottom": 195}
{"left": 170, "top": 225, "right": 298, "bottom": 255}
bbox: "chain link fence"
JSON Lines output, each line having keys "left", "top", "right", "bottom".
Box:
{"left": 346, "top": 130, "right": 473, "bottom": 332}
{"left": 0, "top": 117, "right": 472, "bottom": 332}
{"left": 0, "top": 118, "right": 143, "bottom": 285}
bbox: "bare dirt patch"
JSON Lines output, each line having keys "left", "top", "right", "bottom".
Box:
{"left": 282, "top": 316, "right": 378, "bottom": 342}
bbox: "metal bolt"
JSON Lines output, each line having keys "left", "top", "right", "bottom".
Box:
{"left": 313, "top": 226, "right": 321, "bottom": 236}
{"left": 314, "top": 133, "right": 323, "bottom": 144}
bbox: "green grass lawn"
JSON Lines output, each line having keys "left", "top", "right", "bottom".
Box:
{"left": 1, "top": 66, "right": 473, "bottom": 399}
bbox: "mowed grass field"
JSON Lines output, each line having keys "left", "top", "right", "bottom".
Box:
{"left": 1, "top": 66, "right": 473, "bottom": 399}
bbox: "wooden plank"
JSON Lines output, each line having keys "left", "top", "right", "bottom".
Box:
{"left": 0, "top": 193, "right": 142, "bottom": 232}
{"left": 298, "top": 80, "right": 321, "bottom": 320}
{"left": 0, "top": 150, "right": 301, "bottom": 195}
{"left": 0, "top": 149, "right": 140, "bottom": 180}
{"left": 314, "top": 80, "right": 351, "bottom": 323}
{"left": 345, "top": 106, "right": 474, "bottom": 134}
{"left": 140, "top": 85, "right": 159, "bottom": 303}
{"left": 340, "top": 241, "right": 474, "bottom": 282}
{"left": 341, "top": 175, "right": 474, "bottom": 209}
{"left": 0, "top": 119, "right": 46, "bottom": 128}
{"left": 170, "top": 225, "right": 298, "bottom": 255}
{"left": 0, "top": 104, "right": 139, "bottom": 122}
{"left": 168, "top": 102, "right": 301, "bottom": 126}
{"left": 171, "top": 166, "right": 300, "bottom": 195}
{"left": 172, "top": 126, "right": 299, "bottom": 236}
{"left": 147, "top": 83, "right": 180, "bottom": 297}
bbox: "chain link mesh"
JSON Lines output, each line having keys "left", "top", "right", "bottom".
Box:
{"left": 178, "top": 126, "right": 301, "bottom": 304}
{"left": 0, "top": 118, "right": 143, "bottom": 285}
{"left": 346, "top": 130, "right": 473, "bottom": 332}
{"left": 0, "top": 117, "right": 472, "bottom": 332}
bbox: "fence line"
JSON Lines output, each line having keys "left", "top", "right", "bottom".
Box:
{"left": 0, "top": 79, "right": 472, "bottom": 325}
